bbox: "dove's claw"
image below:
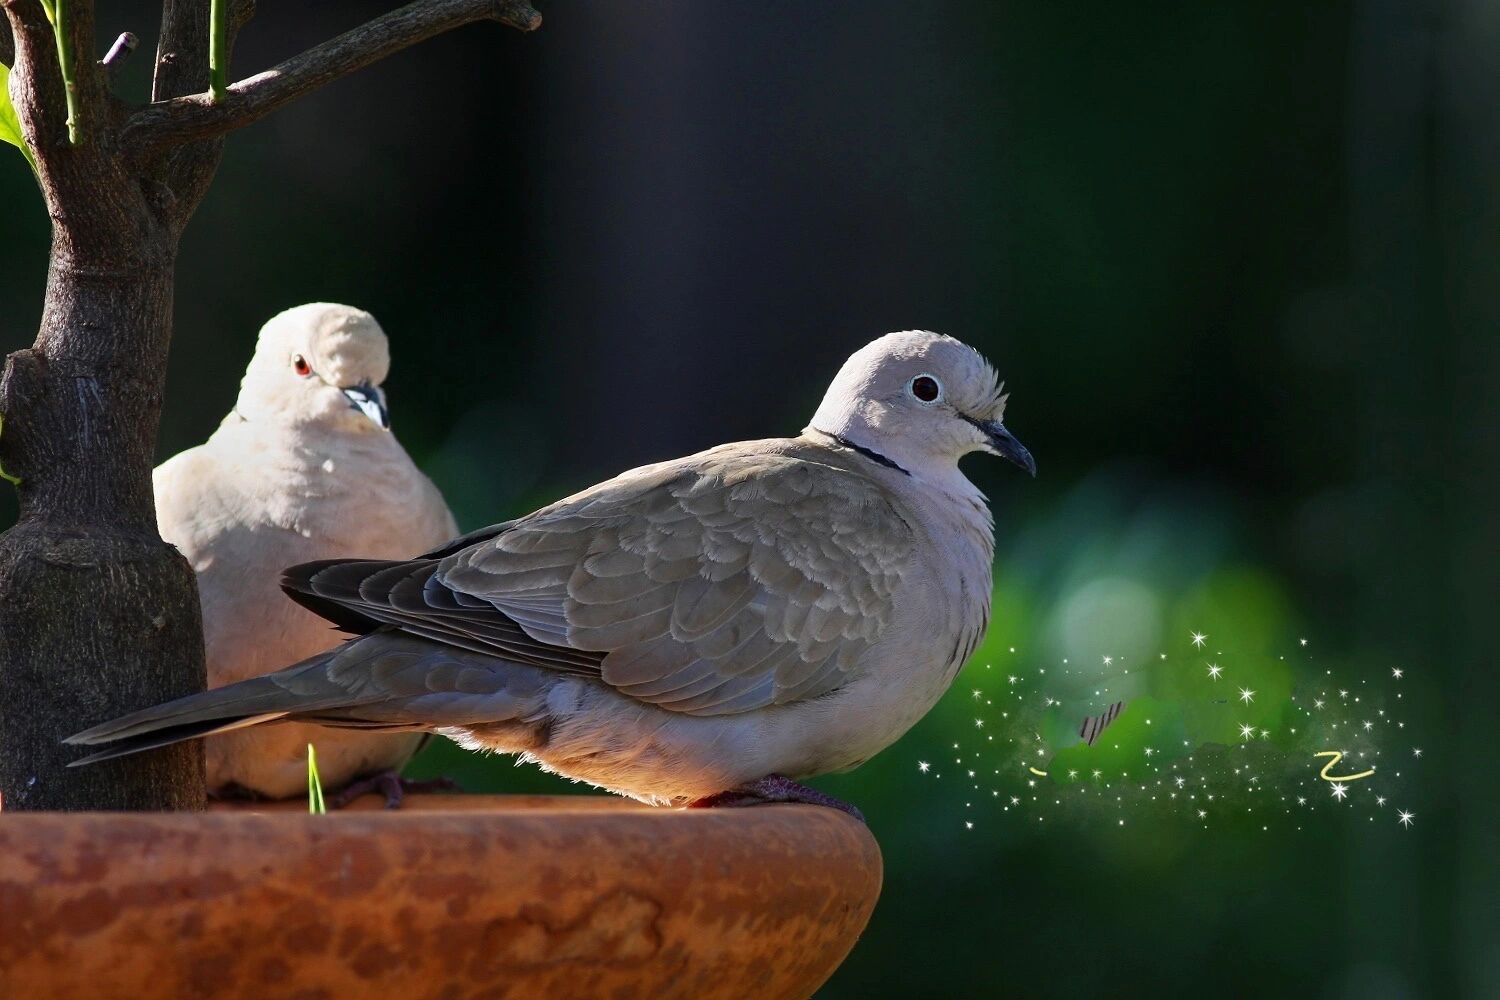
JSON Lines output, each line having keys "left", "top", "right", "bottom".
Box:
{"left": 689, "top": 775, "right": 866, "bottom": 823}
{"left": 328, "top": 771, "right": 461, "bottom": 810}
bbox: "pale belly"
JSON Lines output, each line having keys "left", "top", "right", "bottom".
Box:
{"left": 193, "top": 475, "right": 452, "bottom": 798}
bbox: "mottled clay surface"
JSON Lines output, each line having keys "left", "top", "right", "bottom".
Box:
{"left": 0, "top": 795, "right": 882, "bottom": 999}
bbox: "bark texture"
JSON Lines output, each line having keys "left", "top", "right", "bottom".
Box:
{"left": 0, "top": 0, "right": 539, "bottom": 811}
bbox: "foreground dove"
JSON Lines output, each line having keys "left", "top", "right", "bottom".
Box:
{"left": 71, "top": 331, "right": 1034, "bottom": 818}
{"left": 152, "top": 303, "right": 457, "bottom": 804}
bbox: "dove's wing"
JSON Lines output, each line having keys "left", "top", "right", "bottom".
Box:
{"left": 419, "top": 518, "right": 521, "bottom": 559}
{"left": 282, "top": 447, "right": 916, "bottom": 716}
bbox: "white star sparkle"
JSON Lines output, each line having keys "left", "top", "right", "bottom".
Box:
{"left": 918, "top": 761, "right": 930, "bottom": 773}
{"left": 1191, "top": 631, "right": 1208, "bottom": 648}
{"left": 1207, "top": 663, "right": 1223, "bottom": 680}
{"left": 1331, "top": 782, "right": 1348, "bottom": 802}
{"left": 1238, "top": 687, "right": 1256, "bottom": 705}
{"left": 1391, "top": 667, "right": 1404, "bottom": 679}
{"left": 1412, "top": 748, "right": 1424, "bottom": 758}
{"left": 1398, "top": 809, "right": 1415, "bottom": 828}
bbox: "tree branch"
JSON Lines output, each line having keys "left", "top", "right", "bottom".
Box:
{"left": 126, "top": 0, "right": 539, "bottom": 154}
{"left": 146, "top": 0, "right": 253, "bottom": 226}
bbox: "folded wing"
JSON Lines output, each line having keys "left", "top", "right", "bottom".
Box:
{"left": 283, "top": 450, "right": 915, "bottom": 717}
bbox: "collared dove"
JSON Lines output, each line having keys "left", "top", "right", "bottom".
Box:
{"left": 152, "top": 303, "right": 458, "bottom": 804}
{"left": 71, "top": 331, "right": 1034, "bottom": 818}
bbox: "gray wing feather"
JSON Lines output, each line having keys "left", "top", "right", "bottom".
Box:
{"left": 432, "top": 451, "right": 914, "bottom": 716}
{"left": 281, "top": 450, "right": 913, "bottom": 717}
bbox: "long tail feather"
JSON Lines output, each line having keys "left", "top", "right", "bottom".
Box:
{"left": 64, "top": 647, "right": 352, "bottom": 760}
{"left": 65, "top": 713, "right": 290, "bottom": 766}
{"left": 63, "top": 631, "right": 530, "bottom": 767}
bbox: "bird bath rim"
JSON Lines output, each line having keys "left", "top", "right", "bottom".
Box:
{"left": 0, "top": 793, "right": 882, "bottom": 999}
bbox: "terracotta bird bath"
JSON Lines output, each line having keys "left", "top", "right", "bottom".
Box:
{"left": 0, "top": 795, "right": 881, "bottom": 999}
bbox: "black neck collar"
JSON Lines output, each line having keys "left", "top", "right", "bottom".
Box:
{"left": 810, "top": 427, "right": 911, "bottom": 476}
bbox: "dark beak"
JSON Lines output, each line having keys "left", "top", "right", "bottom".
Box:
{"left": 342, "top": 383, "right": 390, "bottom": 430}
{"left": 979, "top": 420, "right": 1036, "bottom": 477}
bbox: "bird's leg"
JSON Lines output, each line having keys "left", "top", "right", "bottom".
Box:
{"left": 689, "top": 775, "right": 865, "bottom": 823}
{"left": 328, "top": 770, "right": 461, "bottom": 810}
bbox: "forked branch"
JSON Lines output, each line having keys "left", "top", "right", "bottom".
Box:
{"left": 126, "top": 0, "right": 539, "bottom": 155}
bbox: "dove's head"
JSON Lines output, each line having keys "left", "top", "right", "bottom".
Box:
{"left": 235, "top": 303, "right": 393, "bottom": 433}
{"left": 807, "top": 330, "right": 1035, "bottom": 483}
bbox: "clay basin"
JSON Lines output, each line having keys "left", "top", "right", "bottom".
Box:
{"left": 0, "top": 794, "right": 882, "bottom": 999}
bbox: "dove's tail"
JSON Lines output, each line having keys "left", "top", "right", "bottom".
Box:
{"left": 63, "top": 647, "right": 361, "bottom": 767}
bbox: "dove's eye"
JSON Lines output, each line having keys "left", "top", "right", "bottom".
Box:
{"left": 292, "top": 355, "right": 313, "bottom": 377}
{"left": 908, "top": 374, "right": 942, "bottom": 404}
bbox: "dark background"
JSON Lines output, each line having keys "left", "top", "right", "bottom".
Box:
{"left": 2, "top": 2, "right": 1493, "bottom": 996}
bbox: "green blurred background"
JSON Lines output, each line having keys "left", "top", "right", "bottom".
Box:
{"left": 2, "top": 1, "right": 1493, "bottom": 996}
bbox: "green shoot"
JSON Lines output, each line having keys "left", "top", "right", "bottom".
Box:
{"left": 44, "top": 0, "right": 80, "bottom": 145}
{"left": 307, "top": 743, "right": 326, "bottom": 815}
{"left": 209, "top": 0, "right": 228, "bottom": 103}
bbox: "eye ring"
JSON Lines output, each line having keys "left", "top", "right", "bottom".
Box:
{"left": 292, "top": 354, "right": 313, "bottom": 377}
{"left": 908, "top": 374, "right": 943, "bottom": 405}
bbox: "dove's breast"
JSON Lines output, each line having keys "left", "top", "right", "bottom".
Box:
{"left": 782, "top": 483, "right": 996, "bottom": 775}
{"left": 157, "top": 426, "right": 457, "bottom": 797}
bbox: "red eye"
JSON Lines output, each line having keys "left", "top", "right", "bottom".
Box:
{"left": 292, "top": 355, "right": 312, "bottom": 377}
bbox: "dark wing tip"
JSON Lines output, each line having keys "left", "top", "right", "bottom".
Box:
{"left": 417, "top": 519, "right": 520, "bottom": 560}
{"left": 280, "top": 559, "right": 397, "bottom": 634}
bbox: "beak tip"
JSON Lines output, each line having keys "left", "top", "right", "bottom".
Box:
{"left": 342, "top": 384, "right": 390, "bottom": 430}
{"left": 984, "top": 421, "right": 1036, "bottom": 479}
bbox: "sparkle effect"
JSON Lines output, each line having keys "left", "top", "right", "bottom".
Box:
{"left": 912, "top": 632, "right": 1423, "bottom": 834}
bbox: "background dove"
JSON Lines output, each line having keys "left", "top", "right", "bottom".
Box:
{"left": 152, "top": 303, "right": 458, "bottom": 804}
{"left": 73, "top": 331, "right": 1033, "bottom": 816}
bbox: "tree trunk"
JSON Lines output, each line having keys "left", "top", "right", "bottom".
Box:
{"left": 0, "top": 0, "right": 538, "bottom": 812}
{"left": 0, "top": 233, "right": 205, "bottom": 811}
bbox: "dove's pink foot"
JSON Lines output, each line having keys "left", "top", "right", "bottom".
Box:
{"left": 689, "top": 775, "right": 865, "bottom": 823}
{"left": 328, "top": 771, "right": 460, "bottom": 810}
